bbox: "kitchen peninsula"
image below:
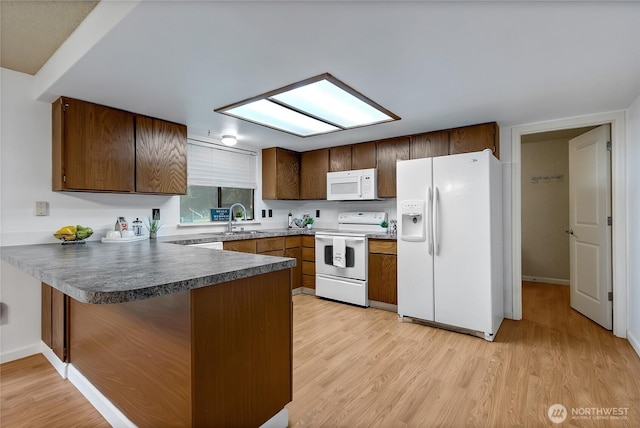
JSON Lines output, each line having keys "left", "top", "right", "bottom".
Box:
{"left": 0, "top": 240, "right": 295, "bottom": 427}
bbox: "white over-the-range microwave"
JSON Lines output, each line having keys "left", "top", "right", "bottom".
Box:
{"left": 326, "top": 168, "right": 378, "bottom": 201}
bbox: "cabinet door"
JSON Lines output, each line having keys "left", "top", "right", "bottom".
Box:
{"left": 58, "top": 97, "right": 135, "bottom": 192}
{"left": 223, "top": 240, "right": 256, "bottom": 253}
{"left": 300, "top": 148, "right": 329, "bottom": 200}
{"left": 41, "top": 283, "right": 69, "bottom": 361}
{"left": 376, "top": 137, "right": 409, "bottom": 198}
{"left": 329, "top": 145, "right": 352, "bottom": 172}
{"left": 449, "top": 122, "right": 499, "bottom": 159}
{"left": 136, "top": 116, "right": 187, "bottom": 194}
{"left": 368, "top": 253, "right": 397, "bottom": 305}
{"left": 262, "top": 148, "right": 300, "bottom": 200}
{"left": 284, "top": 246, "right": 302, "bottom": 289}
{"left": 352, "top": 141, "right": 377, "bottom": 170}
{"left": 410, "top": 131, "right": 449, "bottom": 159}
{"left": 256, "top": 237, "right": 285, "bottom": 253}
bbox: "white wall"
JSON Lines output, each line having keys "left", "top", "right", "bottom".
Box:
{"left": 521, "top": 139, "right": 570, "bottom": 283}
{"left": 626, "top": 94, "right": 640, "bottom": 355}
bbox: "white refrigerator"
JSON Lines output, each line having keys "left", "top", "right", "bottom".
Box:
{"left": 396, "top": 150, "right": 503, "bottom": 341}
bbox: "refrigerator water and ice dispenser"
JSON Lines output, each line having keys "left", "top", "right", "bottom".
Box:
{"left": 399, "top": 199, "right": 426, "bottom": 242}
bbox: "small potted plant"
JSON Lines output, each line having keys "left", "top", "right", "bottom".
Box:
{"left": 380, "top": 220, "right": 389, "bottom": 232}
{"left": 145, "top": 216, "right": 162, "bottom": 239}
{"left": 304, "top": 217, "right": 314, "bottom": 229}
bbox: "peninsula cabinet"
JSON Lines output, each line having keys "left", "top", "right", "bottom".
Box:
{"left": 300, "top": 148, "right": 329, "bottom": 200}
{"left": 41, "top": 282, "right": 69, "bottom": 362}
{"left": 329, "top": 145, "right": 352, "bottom": 172}
{"left": 449, "top": 122, "right": 500, "bottom": 159}
{"left": 262, "top": 147, "right": 300, "bottom": 200}
{"left": 376, "top": 136, "right": 410, "bottom": 198}
{"left": 410, "top": 130, "right": 449, "bottom": 159}
{"left": 135, "top": 115, "right": 187, "bottom": 194}
{"left": 52, "top": 97, "right": 187, "bottom": 194}
{"left": 368, "top": 240, "right": 397, "bottom": 306}
{"left": 351, "top": 141, "right": 377, "bottom": 170}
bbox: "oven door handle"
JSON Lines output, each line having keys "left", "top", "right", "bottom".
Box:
{"left": 316, "top": 235, "right": 366, "bottom": 244}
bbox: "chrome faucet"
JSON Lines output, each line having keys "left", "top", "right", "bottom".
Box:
{"left": 228, "top": 203, "right": 247, "bottom": 232}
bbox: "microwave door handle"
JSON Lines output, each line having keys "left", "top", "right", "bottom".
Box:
{"left": 357, "top": 176, "right": 362, "bottom": 197}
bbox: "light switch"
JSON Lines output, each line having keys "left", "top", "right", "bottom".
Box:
{"left": 36, "top": 201, "right": 49, "bottom": 216}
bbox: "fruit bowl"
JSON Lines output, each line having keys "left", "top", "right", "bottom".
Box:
{"left": 53, "top": 225, "right": 93, "bottom": 244}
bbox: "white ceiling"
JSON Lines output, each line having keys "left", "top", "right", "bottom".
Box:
{"left": 30, "top": 1, "right": 640, "bottom": 152}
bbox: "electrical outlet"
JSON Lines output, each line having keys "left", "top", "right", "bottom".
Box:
{"left": 316, "top": 209, "right": 320, "bottom": 218}
{"left": 36, "top": 201, "right": 49, "bottom": 216}
{"left": 268, "top": 209, "right": 273, "bottom": 218}
{"left": 261, "top": 209, "right": 266, "bottom": 218}
{"left": 152, "top": 208, "right": 160, "bottom": 220}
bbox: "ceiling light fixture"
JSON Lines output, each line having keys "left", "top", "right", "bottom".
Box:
{"left": 214, "top": 73, "right": 400, "bottom": 137}
{"left": 221, "top": 135, "right": 237, "bottom": 146}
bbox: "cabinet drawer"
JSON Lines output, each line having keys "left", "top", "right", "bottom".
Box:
{"left": 302, "top": 274, "right": 316, "bottom": 288}
{"left": 302, "top": 261, "right": 315, "bottom": 276}
{"left": 259, "top": 249, "right": 285, "bottom": 257}
{"left": 256, "top": 237, "right": 285, "bottom": 253}
{"left": 301, "top": 235, "right": 315, "bottom": 248}
{"left": 285, "top": 236, "right": 302, "bottom": 248}
{"left": 223, "top": 240, "right": 256, "bottom": 253}
{"left": 369, "top": 240, "right": 397, "bottom": 255}
{"left": 302, "top": 247, "right": 315, "bottom": 262}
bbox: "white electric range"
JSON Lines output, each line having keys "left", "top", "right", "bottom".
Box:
{"left": 314, "top": 212, "right": 388, "bottom": 307}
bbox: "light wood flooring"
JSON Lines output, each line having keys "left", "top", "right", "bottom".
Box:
{"left": 1, "top": 282, "right": 639, "bottom": 427}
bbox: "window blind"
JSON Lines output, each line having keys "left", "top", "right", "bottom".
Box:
{"left": 187, "top": 140, "right": 257, "bottom": 189}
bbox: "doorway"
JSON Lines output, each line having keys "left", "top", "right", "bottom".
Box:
{"left": 510, "top": 111, "right": 628, "bottom": 338}
{"left": 520, "top": 125, "right": 614, "bottom": 329}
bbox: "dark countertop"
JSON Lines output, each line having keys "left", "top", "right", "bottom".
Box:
{"left": 0, "top": 240, "right": 295, "bottom": 304}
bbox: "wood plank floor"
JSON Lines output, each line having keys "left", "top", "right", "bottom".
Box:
{"left": 1, "top": 282, "right": 639, "bottom": 427}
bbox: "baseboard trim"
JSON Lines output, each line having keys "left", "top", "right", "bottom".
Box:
{"left": 260, "top": 408, "right": 288, "bottom": 428}
{"left": 522, "top": 276, "right": 569, "bottom": 286}
{"left": 67, "top": 364, "right": 136, "bottom": 428}
{"left": 301, "top": 287, "right": 316, "bottom": 295}
{"left": 369, "top": 300, "right": 398, "bottom": 312}
{"left": 292, "top": 287, "right": 303, "bottom": 296}
{"left": 40, "top": 342, "right": 68, "bottom": 379}
{"left": 628, "top": 330, "right": 640, "bottom": 359}
{"left": 0, "top": 343, "right": 41, "bottom": 364}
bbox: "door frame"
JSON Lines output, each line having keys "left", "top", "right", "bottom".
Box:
{"left": 511, "top": 111, "right": 627, "bottom": 338}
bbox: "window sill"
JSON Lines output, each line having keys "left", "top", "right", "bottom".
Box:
{"left": 177, "top": 220, "right": 261, "bottom": 228}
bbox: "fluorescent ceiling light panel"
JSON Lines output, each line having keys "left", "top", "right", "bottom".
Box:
{"left": 215, "top": 73, "right": 399, "bottom": 137}
{"left": 271, "top": 79, "right": 394, "bottom": 128}
{"left": 225, "top": 99, "right": 339, "bottom": 137}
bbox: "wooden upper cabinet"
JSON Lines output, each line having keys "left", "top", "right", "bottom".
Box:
{"left": 449, "top": 122, "right": 499, "bottom": 159}
{"left": 300, "top": 148, "right": 329, "bottom": 200}
{"left": 376, "top": 137, "right": 409, "bottom": 198}
{"left": 262, "top": 148, "right": 300, "bottom": 200}
{"left": 352, "top": 141, "right": 377, "bottom": 170}
{"left": 329, "top": 145, "right": 352, "bottom": 172}
{"left": 53, "top": 97, "right": 135, "bottom": 192}
{"left": 410, "top": 130, "right": 449, "bottom": 159}
{"left": 135, "top": 116, "right": 187, "bottom": 194}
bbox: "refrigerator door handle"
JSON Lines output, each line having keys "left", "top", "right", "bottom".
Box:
{"left": 435, "top": 186, "right": 440, "bottom": 255}
{"left": 428, "top": 187, "right": 433, "bottom": 255}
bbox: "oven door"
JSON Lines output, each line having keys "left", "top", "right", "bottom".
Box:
{"left": 315, "top": 234, "right": 366, "bottom": 280}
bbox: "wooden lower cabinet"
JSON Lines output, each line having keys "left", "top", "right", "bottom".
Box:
{"left": 41, "top": 282, "right": 69, "bottom": 361}
{"left": 285, "top": 236, "right": 302, "bottom": 290}
{"left": 223, "top": 239, "right": 256, "bottom": 253}
{"left": 69, "top": 269, "right": 292, "bottom": 427}
{"left": 301, "top": 235, "right": 316, "bottom": 289}
{"left": 368, "top": 240, "right": 397, "bottom": 305}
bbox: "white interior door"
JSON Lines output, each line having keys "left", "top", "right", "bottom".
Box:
{"left": 568, "top": 124, "right": 612, "bottom": 330}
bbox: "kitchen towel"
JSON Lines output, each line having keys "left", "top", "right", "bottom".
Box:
{"left": 333, "top": 236, "right": 346, "bottom": 268}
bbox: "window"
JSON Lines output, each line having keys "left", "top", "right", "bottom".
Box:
{"left": 179, "top": 140, "right": 257, "bottom": 223}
